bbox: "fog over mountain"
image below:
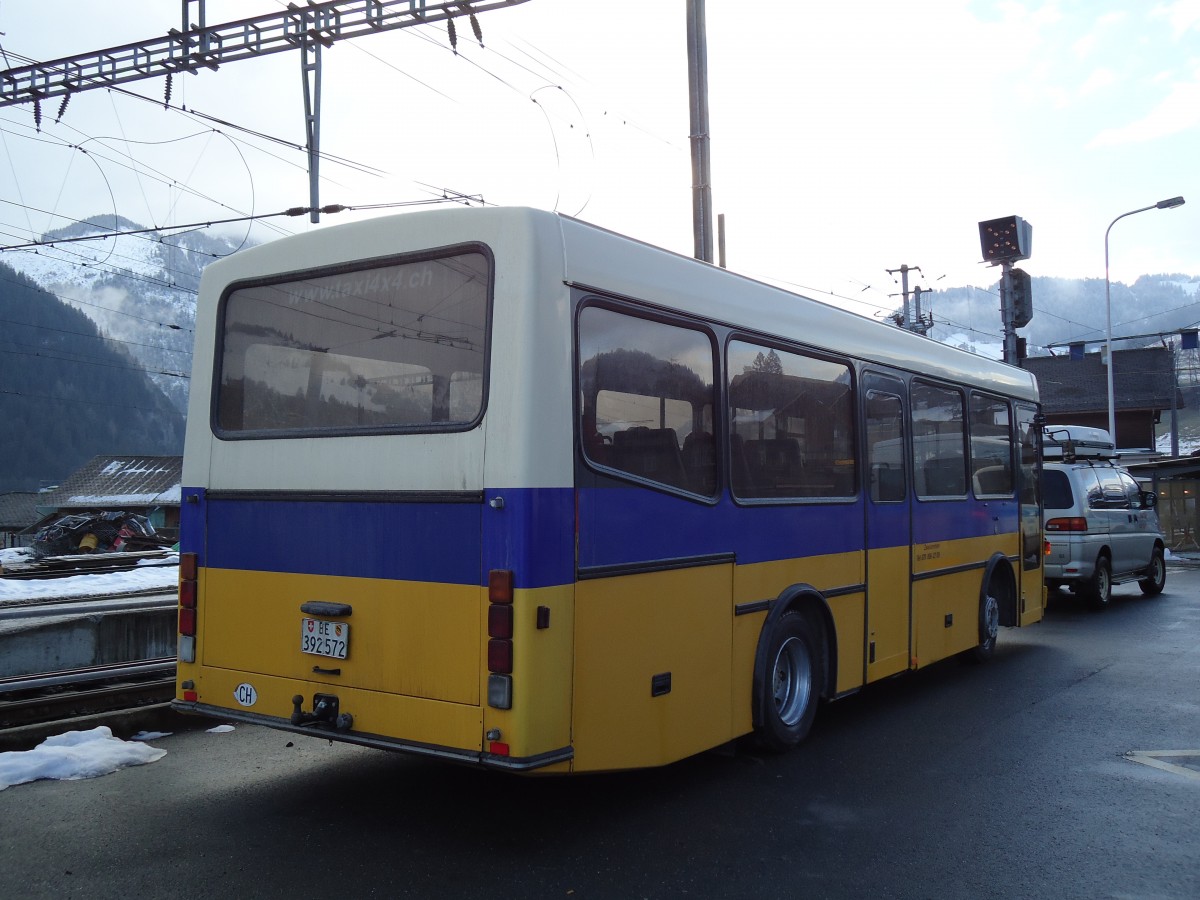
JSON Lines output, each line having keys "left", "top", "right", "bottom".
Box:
{"left": 4, "top": 215, "right": 250, "bottom": 417}
{"left": 0, "top": 216, "right": 247, "bottom": 492}
{"left": 923, "top": 274, "right": 1200, "bottom": 360}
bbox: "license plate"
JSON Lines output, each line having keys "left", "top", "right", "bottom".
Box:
{"left": 300, "top": 618, "right": 349, "bottom": 659}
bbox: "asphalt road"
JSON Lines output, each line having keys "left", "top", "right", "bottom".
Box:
{"left": 2, "top": 569, "right": 1198, "bottom": 900}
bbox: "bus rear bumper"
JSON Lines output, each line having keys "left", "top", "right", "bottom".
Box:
{"left": 171, "top": 700, "right": 573, "bottom": 772}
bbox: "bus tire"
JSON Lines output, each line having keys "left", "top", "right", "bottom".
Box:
{"left": 968, "top": 589, "right": 1001, "bottom": 664}
{"left": 755, "top": 610, "right": 823, "bottom": 752}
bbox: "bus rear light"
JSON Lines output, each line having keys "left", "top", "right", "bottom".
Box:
{"left": 488, "top": 638, "right": 513, "bottom": 673}
{"left": 488, "top": 604, "right": 513, "bottom": 639}
{"left": 182, "top": 688, "right": 198, "bottom": 702}
{"left": 1045, "top": 517, "right": 1088, "bottom": 532}
{"left": 178, "top": 607, "right": 197, "bottom": 636}
{"left": 488, "top": 673, "right": 512, "bottom": 709}
{"left": 179, "top": 579, "right": 196, "bottom": 608}
{"left": 488, "top": 569, "right": 513, "bottom": 603}
{"left": 178, "top": 551, "right": 198, "bottom": 649}
{"left": 489, "top": 741, "right": 510, "bottom": 756}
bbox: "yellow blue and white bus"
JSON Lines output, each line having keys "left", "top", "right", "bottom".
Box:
{"left": 173, "top": 206, "right": 1044, "bottom": 773}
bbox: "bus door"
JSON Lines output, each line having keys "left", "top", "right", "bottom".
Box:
{"left": 1014, "top": 402, "right": 1044, "bottom": 624}
{"left": 863, "top": 372, "right": 912, "bottom": 681}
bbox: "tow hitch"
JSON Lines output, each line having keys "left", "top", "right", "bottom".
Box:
{"left": 291, "top": 692, "right": 354, "bottom": 732}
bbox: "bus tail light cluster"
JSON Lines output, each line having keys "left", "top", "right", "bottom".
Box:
{"left": 178, "top": 552, "right": 198, "bottom": 667}
{"left": 1045, "top": 517, "right": 1088, "bottom": 533}
{"left": 487, "top": 569, "right": 513, "bottom": 714}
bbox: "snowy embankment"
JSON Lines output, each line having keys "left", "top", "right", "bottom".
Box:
{"left": 0, "top": 546, "right": 205, "bottom": 791}
{"left": 0, "top": 547, "right": 179, "bottom": 606}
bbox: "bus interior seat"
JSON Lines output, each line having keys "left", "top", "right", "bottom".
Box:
{"left": 681, "top": 431, "right": 717, "bottom": 495}
{"left": 729, "top": 434, "right": 754, "bottom": 494}
{"left": 612, "top": 426, "right": 687, "bottom": 487}
{"left": 871, "top": 464, "right": 905, "bottom": 502}
{"left": 923, "top": 461, "right": 965, "bottom": 497}
{"left": 745, "top": 438, "right": 803, "bottom": 494}
{"left": 972, "top": 466, "right": 1012, "bottom": 496}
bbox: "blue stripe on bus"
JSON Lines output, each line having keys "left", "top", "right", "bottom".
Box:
{"left": 578, "top": 488, "right": 864, "bottom": 567}
{"left": 181, "top": 485, "right": 1019, "bottom": 588}
{"left": 577, "top": 487, "right": 1019, "bottom": 568}
{"left": 181, "top": 486, "right": 576, "bottom": 589}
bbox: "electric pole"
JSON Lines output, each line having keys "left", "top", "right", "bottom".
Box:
{"left": 886, "top": 264, "right": 930, "bottom": 335}
{"left": 686, "top": 0, "right": 713, "bottom": 263}
{"left": 0, "top": 0, "right": 532, "bottom": 222}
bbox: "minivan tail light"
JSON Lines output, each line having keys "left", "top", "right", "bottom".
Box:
{"left": 1045, "top": 516, "right": 1088, "bottom": 532}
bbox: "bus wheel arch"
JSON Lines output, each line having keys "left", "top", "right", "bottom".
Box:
{"left": 751, "top": 586, "right": 834, "bottom": 751}
{"left": 969, "top": 554, "right": 1016, "bottom": 663}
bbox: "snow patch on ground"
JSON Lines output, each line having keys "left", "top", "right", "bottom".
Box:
{"left": 0, "top": 726, "right": 166, "bottom": 792}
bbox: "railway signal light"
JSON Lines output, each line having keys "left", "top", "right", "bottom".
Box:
{"left": 979, "top": 215, "right": 1033, "bottom": 264}
{"left": 1011, "top": 268, "right": 1033, "bottom": 328}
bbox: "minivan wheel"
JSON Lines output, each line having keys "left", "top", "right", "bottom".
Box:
{"left": 1139, "top": 547, "right": 1166, "bottom": 596}
{"left": 1086, "top": 555, "right": 1112, "bottom": 610}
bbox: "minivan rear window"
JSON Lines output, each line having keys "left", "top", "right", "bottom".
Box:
{"left": 1042, "top": 469, "right": 1075, "bottom": 510}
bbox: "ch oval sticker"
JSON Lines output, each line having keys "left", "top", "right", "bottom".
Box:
{"left": 233, "top": 683, "right": 258, "bottom": 707}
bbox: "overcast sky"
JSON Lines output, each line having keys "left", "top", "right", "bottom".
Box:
{"left": 0, "top": 0, "right": 1196, "bottom": 322}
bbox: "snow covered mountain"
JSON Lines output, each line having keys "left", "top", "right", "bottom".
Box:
{"left": 4, "top": 216, "right": 250, "bottom": 415}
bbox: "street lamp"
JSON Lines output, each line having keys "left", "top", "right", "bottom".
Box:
{"left": 1104, "top": 195, "right": 1185, "bottom": 444}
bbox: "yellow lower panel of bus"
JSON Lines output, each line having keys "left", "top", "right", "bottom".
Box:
{"left": 199, "top": 568, "right": 481, "bottom": 706}
{"left": 191, "top": 666, "right": 484, "bottom": 752}
{"left": 481, "top": 584, "right": 575, "bottom": 762}
{"left": 572, "top": 563, "right": 733, "bottom": 772}
{"left": 911, "top": 532, "right": 1018, "bottom": 576}
{"left": 867, "top": 545, "right": 911, "bottom": 682}
{"left": 912, "top": 569, "right": 988, "bottom": 665}
{"left": 911, "top": 534, "right": 1019, "bottom": 666}
{"left": 733, "top": 552, "right": 865, "bottom": 696}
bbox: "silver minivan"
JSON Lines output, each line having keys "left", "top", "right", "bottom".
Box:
{"left": 1042, "top": 425, "right": 1166, "bottom": 609}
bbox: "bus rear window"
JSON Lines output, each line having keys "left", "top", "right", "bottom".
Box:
{"left": 215, "top": 250, "right": 490, "bottom": 436}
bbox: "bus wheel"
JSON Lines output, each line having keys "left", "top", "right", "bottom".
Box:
{"left": 968, "top": 589, "right": 1001, "bottom": 664}
{"left": 756, "top": 611, "right": 823, "bottom": 751}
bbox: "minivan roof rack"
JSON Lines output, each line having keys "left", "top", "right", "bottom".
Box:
{"left": 1043, "top": 424, "right": 1116, "bottom": 461}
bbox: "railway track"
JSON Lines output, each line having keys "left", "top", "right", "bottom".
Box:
{"left": 0, "top": 550, "right": 175, "bottom": 581}
{"left": 0, "top": 589, "right": 177, "bottom": 618}
{"left": 0, "top": 658, "right": 177, "bottom": 732}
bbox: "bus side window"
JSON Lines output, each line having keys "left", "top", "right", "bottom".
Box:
{"left": 611, "top": 427, "right": 688, "bottom": 489}
{"left": 682, "top": 431, "right": 717, "bottom": 495}
{"left": 745, "top": 437, "right": 803, "bottom": 497}
{"left": 729, "top": 434, "right": 754, "bottom": 495}
{"left": 872, "top": 464, "right": 905, "bottom": 502}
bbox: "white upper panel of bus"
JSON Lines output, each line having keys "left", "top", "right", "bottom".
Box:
{"left": 185, "top": 207, "right": 1037, "bottom": 492}
{"left": 553, "top": 213, "right": 1038, "bottom": 401}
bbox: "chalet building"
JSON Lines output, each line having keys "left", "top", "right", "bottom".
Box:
{"left": 0, "top": 491, "right": 43, "bottom": 549}
{"left": 33, "top": 455, "right": 183, "bottom": 542}
{"left": 1025, "top": 348, "right": 1200, "bottom": 553}
{"left": 1022, "top": 347, "right": 1182, "bottom": 452}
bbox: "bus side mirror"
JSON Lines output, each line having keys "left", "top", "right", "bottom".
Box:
{"left": 1142, "top": 491, "right": 1158, "bottom": 509}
